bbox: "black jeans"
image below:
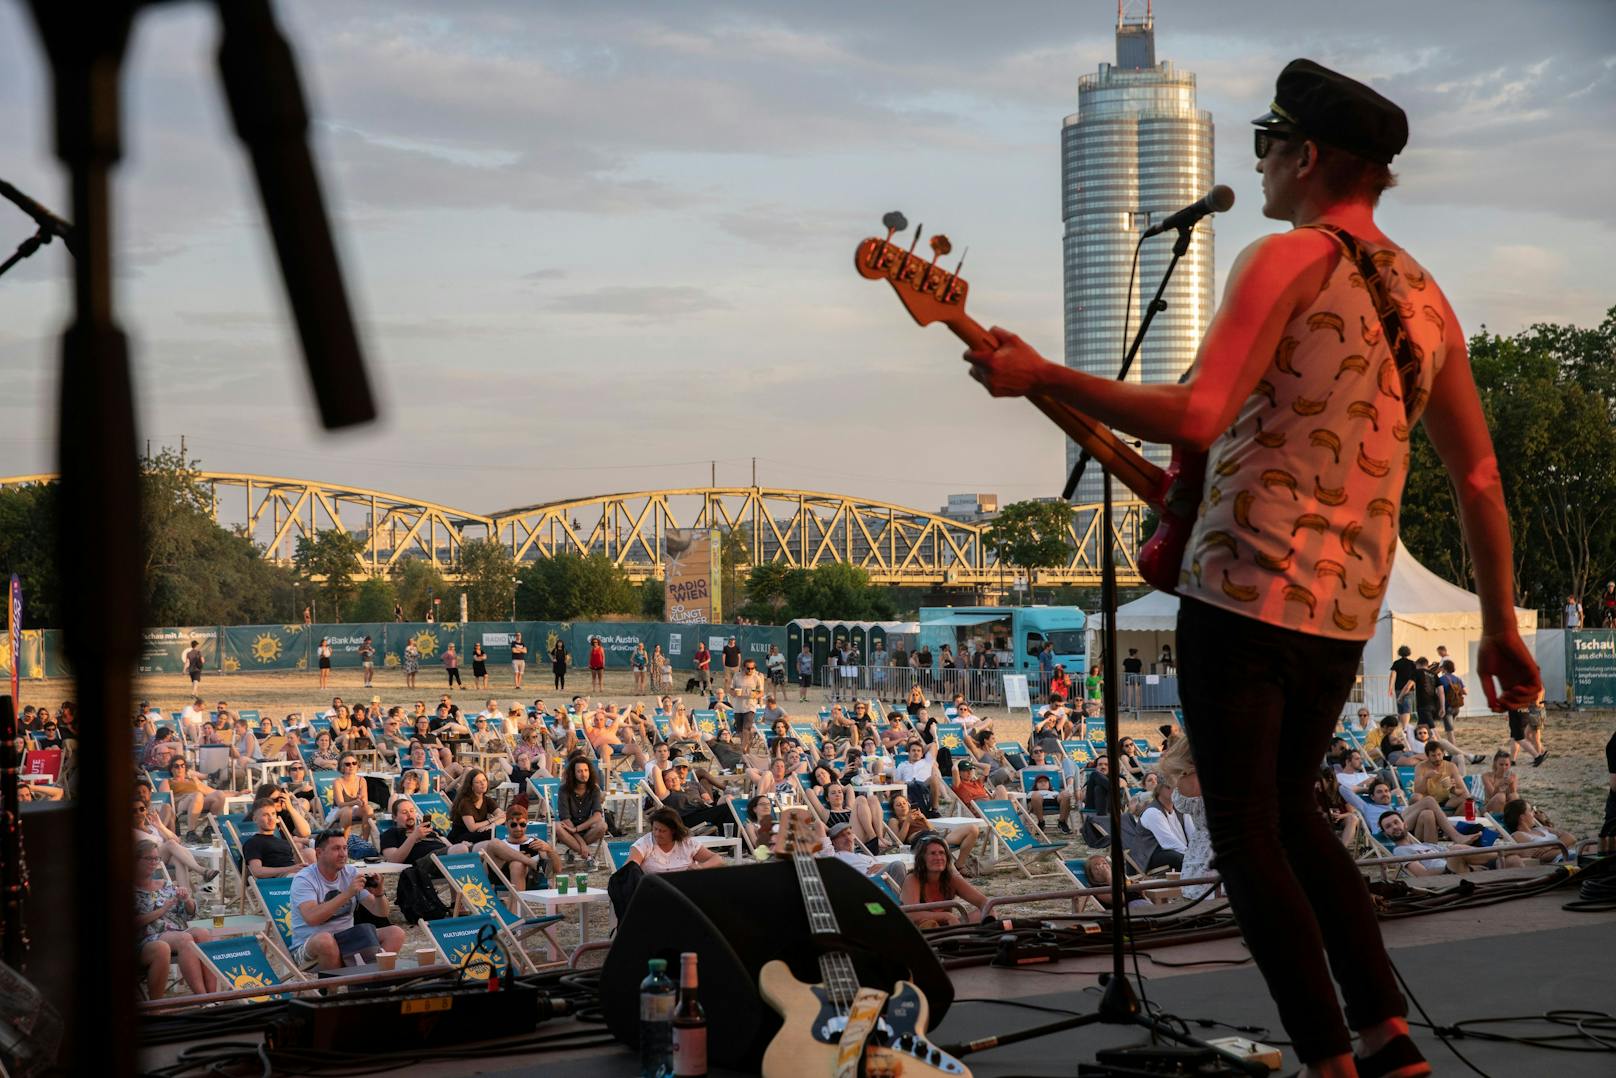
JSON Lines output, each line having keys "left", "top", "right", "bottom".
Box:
{"left": 1177, "top": 597, "right": 1405, "bottom": 1063}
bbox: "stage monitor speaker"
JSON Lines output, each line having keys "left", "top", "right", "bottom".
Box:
{"left": 600, "top": 858, "right": 951, "bottom": 1072}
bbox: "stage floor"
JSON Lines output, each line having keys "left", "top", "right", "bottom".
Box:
{"left": 140, "top": 886, "right": 1616, "bottom": 1076}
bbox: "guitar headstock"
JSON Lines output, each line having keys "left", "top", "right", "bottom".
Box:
{"left": 771, "top": 805, "right": 822, "bottom": 859}
{"left": 855, "top": 212, "right": 970, "bottom": 330}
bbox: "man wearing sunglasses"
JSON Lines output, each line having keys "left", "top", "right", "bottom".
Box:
{"left": 966, "top": 58, "right": 1540, "bottom": 1078}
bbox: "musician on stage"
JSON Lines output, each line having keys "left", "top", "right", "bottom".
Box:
{"left": 965, "top": 60, "right": 1539, "bottom": 1078}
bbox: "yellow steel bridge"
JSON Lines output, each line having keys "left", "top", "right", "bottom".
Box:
{"left": 0, "top": 473, "right": 1146, "bottom": 586}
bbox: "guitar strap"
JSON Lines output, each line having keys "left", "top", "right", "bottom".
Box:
{"left": 834, "top": 986, "right": 891, "bottom": 1078}
{"left": 1303, "top": 224, "right": 1425, "bottom": 417}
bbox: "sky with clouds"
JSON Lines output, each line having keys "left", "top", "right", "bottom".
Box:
{"left": 0, "top": 0, "right": 1611, "bottom": 518}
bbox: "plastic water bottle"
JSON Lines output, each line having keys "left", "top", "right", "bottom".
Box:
{"left": 640, "top": 958, "right": 675, "bottom": 1077}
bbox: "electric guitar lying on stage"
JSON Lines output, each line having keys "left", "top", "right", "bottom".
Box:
{"left": 853, "top": 213, "right": 1204, "bottom": 593}
{"left": 758, "top": 808, "right": 969, "bottom": 1077}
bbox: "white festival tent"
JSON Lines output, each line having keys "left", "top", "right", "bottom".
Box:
{"left": 1088, "top": 541, "right": 1540, "bottom": 714}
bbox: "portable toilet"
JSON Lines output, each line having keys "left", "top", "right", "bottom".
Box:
{"left": 787, "top": 619, "right": 815, "bottom": 667}
{"left": 848, "top": 623, "right": 868, "bottom": 661}
{"left": 811, "top": 622, "right": 832, "bottom": 685}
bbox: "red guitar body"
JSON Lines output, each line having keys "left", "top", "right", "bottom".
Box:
{"left": 1136, "top": 448, "right": 1206, "bottom": 594}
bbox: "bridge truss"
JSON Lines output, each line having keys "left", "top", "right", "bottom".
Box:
{"left": 0, "top": 474, "right": 1147, "bottom": 587}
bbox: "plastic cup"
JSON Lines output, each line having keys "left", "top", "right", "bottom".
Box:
{"left": 557, "top": 875, "right": 570, "bottom": 895}
{"left": 723, "top": 823, "right": 735, "bottom": 839}
{"left": 575, "top": 872, "right": 589, "bottom": 893}
{"left": 211, "top": 906, "right": 226, "bottom": 928}
{"left": 415, "top": 947, "right": 437, "bottom": 968}
{"left": 376, "top": 951, "right": 397, "bottom": 971}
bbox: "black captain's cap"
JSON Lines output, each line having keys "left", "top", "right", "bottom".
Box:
{"left": 1253, "top": 59, "right": 1408, "bottom": 164}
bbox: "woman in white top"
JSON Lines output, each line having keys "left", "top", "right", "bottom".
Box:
{"left": 628, "top": 807, "right": 724, "bottom": 874}
{"left": 1157, "top": 740, "right": 1216, "bottom": 899}
{"left": 1138, "top": 773, "right": 1195, "bottom": 873}
{"left": 1503, "top": 799, "right": 1575, "bottom": 864}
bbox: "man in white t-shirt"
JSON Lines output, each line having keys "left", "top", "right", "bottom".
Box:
{"left": 892, "top": 740, "right": 943, "bottom": 810}
{"left": 288, "top": 830, "right": 406, "bottom": 970}
{"left": 822, "top": 822, "right": 905, "bottom": 885}
{"left": 1379, "top": 811, "right": 1517, "bottom": 875}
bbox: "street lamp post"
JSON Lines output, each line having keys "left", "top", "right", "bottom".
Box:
{"left": 291, "top": 581, "right": 299, "bottom": 623}
{"left": 511, "top": 576, "right": 521, "bottom": 622}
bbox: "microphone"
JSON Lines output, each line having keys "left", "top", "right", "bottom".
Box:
{"left": 0, "top": 178, "right": 79, "bottom": 257}
{"left": 1141, "top": 185, "right": 1234, "bottom": 238}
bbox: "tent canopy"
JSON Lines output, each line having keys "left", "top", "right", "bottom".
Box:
{"left": 921, "top": 612, "right": 1006, "bottom": 628}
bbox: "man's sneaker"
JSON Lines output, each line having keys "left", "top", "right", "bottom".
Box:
{"left": 1057, "top": 819, "right": 1072, "bottom": 834}
{"left": 183, "top": 830, "right": 203, "bottom": 845}
{"left": 1532, "top": 752, "right": 1549, "bottom": 767}
{"left": 1469, "top": 754, "right": 1486, "bottom": 765}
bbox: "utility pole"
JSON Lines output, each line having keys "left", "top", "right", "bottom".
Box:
{"left": 751, "top": 457, "right": 756, "bottom": 487}
{"left": 179, "top": 433, "right": 186, "bottom": 461}
{"left": 711, "top": 460, "right": 716, "bottom": 488}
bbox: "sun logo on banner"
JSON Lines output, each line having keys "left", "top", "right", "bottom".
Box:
{"left": 384, "top": 653, "right": 400, "bottom": 668}
{"left": 992, "top": 817, "right": 1024, "bottom": 842}
{"left": 697, "top": 718, "right": 716, "bottom": 736}
{"left": 447, "top": 943, "right": 501, "bottom": 980}
{"left": 273, "top": 905, "right": 294, "bottom": 943}
{"left": 939, "top": 731, "right": 963, "bottom": 750}
{"left": 426, "top": 808, "right": 452, "bottom": 832}
{"left": 222, "top": 656, "right": 241, "bottom": 672}
{"left": 412, "top": 631, "right": 439, "bottom": 659}
{"left": 545, "top": 631, "right": 560, "bottom": 653}
{"left": 282, "top": 624, "right": 303, "bottom": 635}
{"left": 295, "top": 656, "right": 308, "bottom": 670}
{"left": 222, "top": 964, "right": 274, "bottom": 1001}
{"left": 252, "top": 634, "right": 283, "bottom": 663}
{"left": 456, "top": 879, "right": 493, "bottom": 913}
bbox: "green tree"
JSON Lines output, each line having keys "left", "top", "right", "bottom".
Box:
{"left": 639, "top": 577, "right": 665, "bottom": 619}
{"left": 739, "top": 562, "right": 801, "bottom": 622}
{"left": 349, "top": 576, "right": 398, "bottom": 622}
{"left": 459, "top": 537, "right": 517, "bottom": 620}
{"left": 982, "top": 499, "right": 1076, "bottom": 599}
{"left": 393, "top": 558, "right": 448, "bottom": 621}
{"left": 718, "top": 525, "right": 751, "bottom": 621}
{"left": 0, "top": 482, "right": 61, "bottom": 628}
{"left": 293, "top": 530, "right": 366, "bottom": 621}
{"left": 1401, "top": 308, "right": 1616, "bottom": 615}
{"left": 517, "top": 554, "right": 636, "bottom": 620}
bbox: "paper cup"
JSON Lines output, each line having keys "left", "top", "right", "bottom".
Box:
{"left": 415, "top": 947, "right": 437, "bottom": 968}
{"left": 575, "top": 872, "right": 589, "bottom": 893}
{"left": 376, "top": 951, "right": 397, "bottom": 971}
{"left": 557, "top": 875, "right": 570, "bottom": 894}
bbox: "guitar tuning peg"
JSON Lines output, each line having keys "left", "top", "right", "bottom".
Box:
{"left": 882, "top": 211, "right": 908, "bottom": 236}
{"left": 929, "top": 235, "right": 952, "bottom": 258}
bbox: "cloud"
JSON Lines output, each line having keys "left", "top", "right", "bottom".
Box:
{"left": 541, "top": 285, "right": 731, "bottom": 320}
{"left": 521, "top": 267, "right": 568, "bottom": 281}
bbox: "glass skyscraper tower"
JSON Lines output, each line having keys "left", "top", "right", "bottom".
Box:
{"left": 1061, "top": 2, "right": 1214, "bottom": 503}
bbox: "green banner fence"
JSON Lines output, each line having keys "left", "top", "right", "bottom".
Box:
{"left": 2, "top": 620, "right": 787, "bottom": 683}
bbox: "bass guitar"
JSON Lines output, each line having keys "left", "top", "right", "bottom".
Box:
{"left": 853, "top": 214, "right": 1202, "bottom": 593}
{"left": 758, "top": 807, "right": 968, "bottom": 1077}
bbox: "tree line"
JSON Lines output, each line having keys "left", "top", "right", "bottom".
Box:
{"left": 4, "top": 308, "right": 1610, "bottom": 629}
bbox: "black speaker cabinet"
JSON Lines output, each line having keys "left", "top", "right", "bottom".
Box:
{"left": 600, "top": 858, "right": 951, "bottom": 1072}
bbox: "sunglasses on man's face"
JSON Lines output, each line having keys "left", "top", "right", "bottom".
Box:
{"left": 1254, "top": 127, "right": 1295, "bottom": 159}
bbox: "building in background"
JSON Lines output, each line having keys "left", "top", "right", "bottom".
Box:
{"left": 1061, "top": 1, "right": 1214, "bottom": 502}
{"left": 940, "top": 493, "right": 999, "bottom": 524}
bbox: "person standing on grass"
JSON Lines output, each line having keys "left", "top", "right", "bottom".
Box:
{"left": 317, "top": 637, "right": 332, "bottom": 689}
{"left": 444, "top": 643, "right": 463, "bottom": 688}
{"left": 511, "top": 632, "right": 527, "bottom": 690}
{"left": 184, "top": 639, "right": 205, "bottom": 693}
{"left": 588, "top": 636, "right": 606, "bottom": 693}
{"left": 359, "top": 635, "right": 375, "bottom": 688}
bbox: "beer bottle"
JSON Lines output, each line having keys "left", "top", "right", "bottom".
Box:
{"left": 639, "top": 958, "right": 674, "bottom": 1077}
{"left": 672, "top": 951, "right": 707, "bottom": 1077}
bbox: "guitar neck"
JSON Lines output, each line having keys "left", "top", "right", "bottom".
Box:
{"left": 946, "top": 312, "right": 1167, "bottom": 506}
{"left": 790, "top": 851, "right": 862, "bottom": 1009}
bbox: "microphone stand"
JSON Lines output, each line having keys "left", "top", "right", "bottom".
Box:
{"left": 945, "top": 223, "right": 1265, "bottom": 1076}
{"left": 1063, "top": 224, "right": 1195, "bottom": 500}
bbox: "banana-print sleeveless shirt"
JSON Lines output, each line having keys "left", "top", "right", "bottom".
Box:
{"left": 1178, "top": 227, "right": 1449, "bottom": 640}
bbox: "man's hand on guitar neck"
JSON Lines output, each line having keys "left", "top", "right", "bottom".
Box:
{"left": 963, "top": 327, "right": 1056, "bottom": 398}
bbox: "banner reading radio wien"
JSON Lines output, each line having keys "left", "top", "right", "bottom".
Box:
{"left": 664, "top": 528, "right": 721, "bottom": 624}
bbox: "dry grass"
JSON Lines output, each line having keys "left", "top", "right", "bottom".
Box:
{"left": 23, "top": 667, "right": 1612, "bottom": 965}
